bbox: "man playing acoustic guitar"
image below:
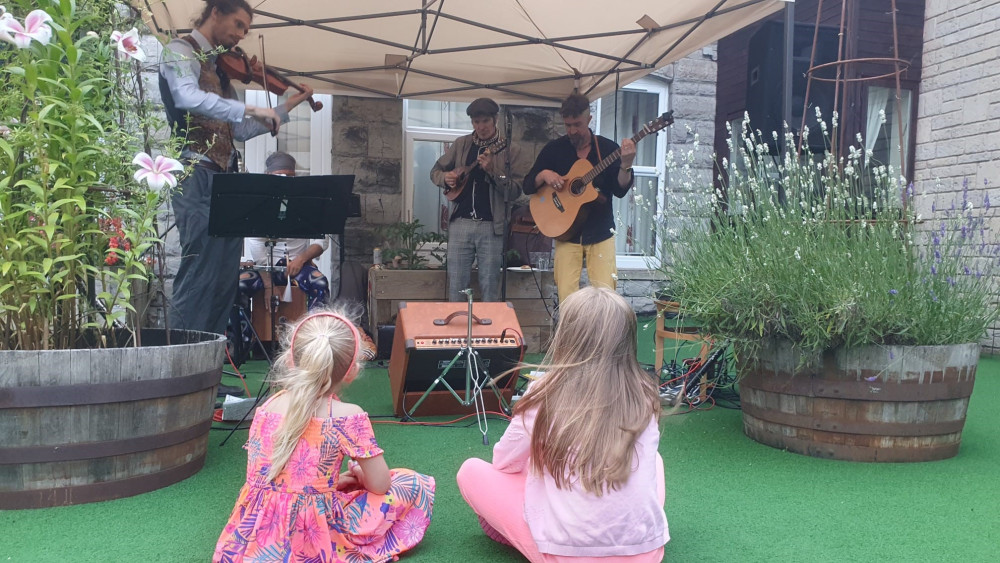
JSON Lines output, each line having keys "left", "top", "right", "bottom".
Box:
{"left": 431, "top": 97, "right": 528, "bottom": 302}
{"left": 523, "top": 93, "right": 636, "bottom": 304}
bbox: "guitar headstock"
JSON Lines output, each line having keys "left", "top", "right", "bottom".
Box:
{"left": 644, "top": 111, "right": 675, "bottom": 135}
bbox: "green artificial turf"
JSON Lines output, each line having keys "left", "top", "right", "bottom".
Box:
{"left": 2, "top": 319, "right": 998, "bottom": 562}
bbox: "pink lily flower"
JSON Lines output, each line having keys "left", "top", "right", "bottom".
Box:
{"left": 110, "top": 27, "right": 146, "bottom": 62}
{"left": 0, "top": 9, "right": 53, "bottom": 48}
{"left": 0, "top": 10, "right": 15, "bottom": 45}
{"left": 132, "top": 152, "right": 184, "bottom": 190}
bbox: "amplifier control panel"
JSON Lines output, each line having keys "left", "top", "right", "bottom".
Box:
{"left": 413, "top": 337, "right": 520, "bottom": 349}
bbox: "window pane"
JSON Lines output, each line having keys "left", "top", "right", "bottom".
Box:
{"left": 613, "top": 172, "right": 658, "bottom": 255}
{"left": 866, "top": 87, "right": 912, "bottom": 175}
{"left": 598, "top": 90, "right": 659, "bottom": 167}
{"left": 277, "top": 102, "right": 314, "bottom": 175}
{"left": 407, "top": 100, "right": 471, "bottom": 129}
{"left": 412, "top": 140, "right": 450, "bottom": 235}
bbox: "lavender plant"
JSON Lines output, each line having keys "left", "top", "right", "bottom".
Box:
{"left": 0, "top": 0, "right": 178, "bottom": 350}
{"left": 657, "top": 113, "right": 998, "bottom": 357}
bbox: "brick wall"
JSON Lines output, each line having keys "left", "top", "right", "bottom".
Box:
{"left": 915, "top": 0, "right": 1000, "bottom": 352}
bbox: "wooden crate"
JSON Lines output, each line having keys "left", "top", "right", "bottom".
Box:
{"left": 368, "top": 267, "right": 555, "bottom": 353}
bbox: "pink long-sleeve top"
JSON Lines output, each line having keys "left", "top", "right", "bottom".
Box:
{"left": 492, "top": 407, "right": 670, "bottom": 557}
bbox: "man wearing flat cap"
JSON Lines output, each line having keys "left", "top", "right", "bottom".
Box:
{"left": 431, "top": 98, "right": 529, "bottom": 302}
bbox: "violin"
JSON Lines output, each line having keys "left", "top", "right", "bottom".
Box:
{"left": 217, "top": 47, "right": 323, "bottom": 112}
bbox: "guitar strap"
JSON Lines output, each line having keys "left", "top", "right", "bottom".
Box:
{"left": 591, "top": 131, "right": 609, "bottom": 204}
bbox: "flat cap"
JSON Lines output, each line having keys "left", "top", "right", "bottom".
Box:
{"left": 466, "top": 97, "right": 500, "bottom": 117}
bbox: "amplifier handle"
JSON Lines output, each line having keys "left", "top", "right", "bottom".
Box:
{"left": 433, "top": 312, "right": 492, "bottom": 326}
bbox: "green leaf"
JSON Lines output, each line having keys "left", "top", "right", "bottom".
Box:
{"left": 14, "top": 180, "right": 46, "bottom": 201}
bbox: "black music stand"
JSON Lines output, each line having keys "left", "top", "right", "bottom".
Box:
{"left": 209, "top": 173, "right": 354, "bottom": 446}
{"left": 209, "top": 173, "right": 354, "bottom": 239}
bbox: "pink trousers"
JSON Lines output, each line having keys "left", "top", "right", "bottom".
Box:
{"left": 456, "top": 458, "right": 665, "bottom": 563}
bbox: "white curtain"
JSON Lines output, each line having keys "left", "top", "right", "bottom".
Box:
{"left": 865, "top": 86, "right": 891, "bottom": 158}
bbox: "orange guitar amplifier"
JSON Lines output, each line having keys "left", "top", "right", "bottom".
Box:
{"left": 388, "top": 301, "right": 524, "bottom": 417}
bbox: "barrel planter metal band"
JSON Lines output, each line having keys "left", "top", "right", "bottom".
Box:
{"left": 0, "top": 329, "right": 226, "bottom": 509}
{"left": 738, "top": 341, "right": 980, "bottom": 462}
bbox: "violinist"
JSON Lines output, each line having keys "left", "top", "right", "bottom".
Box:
{"left": 159, "top": 0, "right": 315, "bottom": 335}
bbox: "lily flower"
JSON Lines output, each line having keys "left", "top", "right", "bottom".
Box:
{"left": 132, "top": 152, "right": 183, "bottom": 190}
{"left": 0, "top": 10, "right": 14, "bottom": 45}
{"left": 110, "top": 27, "right": 145, "bottom": 62}
{"left": 0, "top": 9, "right": 54, "bottom": 48}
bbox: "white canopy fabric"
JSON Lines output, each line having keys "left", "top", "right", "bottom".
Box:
{"left": 134, "top": 0, "right": 788, "bottom": 105}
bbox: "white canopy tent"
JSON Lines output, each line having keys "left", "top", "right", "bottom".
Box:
{"left": 133, "top": 0, "right": 788, "bottom": 105}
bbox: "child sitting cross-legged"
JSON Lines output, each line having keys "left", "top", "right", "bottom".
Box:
{"left": 457, "top": 286, "right": 669, "bottom": 562}
{"left": 214, "top": 309, "right": 435, "bottom": 562}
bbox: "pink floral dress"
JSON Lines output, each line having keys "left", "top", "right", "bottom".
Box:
{"left": 213, "top": 397, "right": 435, "bottom": 563}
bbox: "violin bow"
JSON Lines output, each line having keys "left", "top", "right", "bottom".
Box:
{"left": 258, "top": 35, "right": 277, "bottom": 136}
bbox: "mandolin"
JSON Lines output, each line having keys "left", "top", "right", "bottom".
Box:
{"left": 443, "top": 138, "right": 510, "bottom": 201}
{"left": 529, "top": 111, "right": 674, "bottom": 241}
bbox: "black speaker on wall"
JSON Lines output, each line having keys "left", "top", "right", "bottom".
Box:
{"left": 745, "top": 21, "right": 840, "bottom": 153}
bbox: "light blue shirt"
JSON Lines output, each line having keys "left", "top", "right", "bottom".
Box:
{"left": 159, "top": 29, "right": 289, "bottom": 161}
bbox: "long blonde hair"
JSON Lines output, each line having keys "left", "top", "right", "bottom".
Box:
{"left": 265, "top": 307, "right": 361, "bottom": 481}
{"left": 515, "top": 287, "right": 660, "bottom": 495}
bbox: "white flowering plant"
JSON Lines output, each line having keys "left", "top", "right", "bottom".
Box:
{"left": 0, "top": 0, "right": 180, "bottom": 350}
{"left": 657, "top": 113, "right": 998, "bottom": 356}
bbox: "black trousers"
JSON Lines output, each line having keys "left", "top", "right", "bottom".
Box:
{"left": 168, "top": 164, "right": 242, "bottom": 335}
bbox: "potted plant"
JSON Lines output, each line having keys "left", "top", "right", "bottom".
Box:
{"left": 367, "top": 219, "right": 448, "bottom": 348}
{"left": 0, "top": 0, "right": 225, "bottom": 508}
{"left": 656, "top": 115, "right": 998, "bottom": 461}
{"left": 376, "top": 218, "right": 447, "bottom": 270}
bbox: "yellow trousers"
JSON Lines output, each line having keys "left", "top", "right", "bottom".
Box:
{"left": 553, "top": 237, "right": 617, "bottom": 304}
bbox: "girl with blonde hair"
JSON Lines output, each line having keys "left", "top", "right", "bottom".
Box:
{"left": 457, "top": 287, "right": 668, "bottom": 562}
{"left": 214, "top": 309, "right": 435, "bottom": 562}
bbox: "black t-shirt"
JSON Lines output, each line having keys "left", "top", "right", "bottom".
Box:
{"left": 523, "top": 132, "right": 631, "bottom": 245}
{"left": 451, "top": 144, "right": 494, "bottom": 222}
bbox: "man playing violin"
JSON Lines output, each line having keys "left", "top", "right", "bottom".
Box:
{"left": 430, "top": 97, "right": 529, "bottom": 303}
{"left": 159, "top": 0, "right": 314, "bottom": 335}
{"left": 523, "top": 93, "right": 636, "bottom": 304}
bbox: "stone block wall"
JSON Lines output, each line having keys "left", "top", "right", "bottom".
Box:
{"left": 915, "top": 0, "right": 1000, "bottom": 352}
{"left": 330, "top": 97, "right": 405, "bottom": 263}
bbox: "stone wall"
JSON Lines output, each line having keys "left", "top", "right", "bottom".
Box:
{"left": 330, "top": 97, "right": 405, "bottom": 263}
{"left": 915, "top": 0, "right": 1000, "bottom": 352}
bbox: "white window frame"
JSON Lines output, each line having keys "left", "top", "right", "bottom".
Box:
{"left": 401, "top": 122, "right": 471, "bottom": 226}
{"left": 593, "top": 77, "right": 669, "bottom": 270}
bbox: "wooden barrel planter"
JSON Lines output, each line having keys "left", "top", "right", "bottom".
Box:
{"left": 739, "top": 340, "right": 980, "bottom": 462}
{"left": 0, "top": 329, "right": 225, "bottom": 509}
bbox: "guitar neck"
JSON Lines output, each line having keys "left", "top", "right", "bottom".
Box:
{"left": 582, "top": 129, "right": 650, "bottom": 184}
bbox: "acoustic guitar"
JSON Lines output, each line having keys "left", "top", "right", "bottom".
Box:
{"left": 529, "top": 111, "right": 674, "bottom": 241}
{"left": 443, "top": 138, "right": 510, "bottom": 201}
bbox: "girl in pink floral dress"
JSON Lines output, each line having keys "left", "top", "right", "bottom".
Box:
{"left": 214, "top": 310, "right": 435, "bottom": 563}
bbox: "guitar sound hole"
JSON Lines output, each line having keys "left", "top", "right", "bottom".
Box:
{"left": 570, "top": 179, "right": 585, "bottom": 195}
